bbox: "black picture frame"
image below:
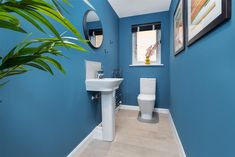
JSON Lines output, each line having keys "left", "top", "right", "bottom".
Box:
{"left": 173, "top": 0, "right": 186, "bottom": 56}
{"left": 187, "top": 0, "right": 231, "bottom": 46}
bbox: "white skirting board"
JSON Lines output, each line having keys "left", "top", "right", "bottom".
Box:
{"left": 119, "top": 104, "right": 169, "bottom": 114}
{"left": 92, "top": 123, "right": 103, "bottom": 140}
{"left": 67, "top": 104, "right": 186, "bottom": 157}
{"left": 67, "top": 123, "right": 103, "bottom": 157}
{"left": 67, "top": 130, "right": 93, "bottom": 157}
{"left": 169, "top": 113, "right": 187, "bottom": 157}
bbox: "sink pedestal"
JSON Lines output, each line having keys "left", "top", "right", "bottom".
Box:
{"left": 101, "top": 91, "right": 116, "bottom": 141}
{"left": 85, "top": 78, "right": 123, "bottom": 142}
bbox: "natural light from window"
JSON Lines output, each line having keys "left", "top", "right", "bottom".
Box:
{"left": 136, "top": 30, "right": 157, "bottom": 62}
{"left": 132, "top": 25, "right": 161, "bottom": 66}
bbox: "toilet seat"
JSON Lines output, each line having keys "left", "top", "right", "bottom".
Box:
{"left": 138, "top": 94, "right": 155, "bottom": 101}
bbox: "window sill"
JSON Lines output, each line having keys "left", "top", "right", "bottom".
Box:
{"left": 129, "top": 64, "right": 164, "bottom": 67}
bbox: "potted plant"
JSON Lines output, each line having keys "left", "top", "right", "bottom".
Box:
{"left": 0, "top": 0, "right": 88, "bottom": 87}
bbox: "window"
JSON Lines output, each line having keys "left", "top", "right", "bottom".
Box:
{"left": 89, "top": 29, "right": 103, "bottom": 47}
{"left": 132, "top": 23, "right": 162, "bottom": 66}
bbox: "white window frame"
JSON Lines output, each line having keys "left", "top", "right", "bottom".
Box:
{"left": 131, "top": 26, "right": 163, "bottom": 67}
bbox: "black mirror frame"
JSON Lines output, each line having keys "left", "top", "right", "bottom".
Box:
{"left": 83, "top": 9, "right": 104, "bottom": 49}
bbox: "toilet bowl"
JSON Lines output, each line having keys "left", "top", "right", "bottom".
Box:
{"left": 138, "top": 78, "right": 156, "bottom": 120}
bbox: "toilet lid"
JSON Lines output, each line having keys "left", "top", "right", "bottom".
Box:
{"left": 138, "top": 94, "right": 155, "bottom": 101}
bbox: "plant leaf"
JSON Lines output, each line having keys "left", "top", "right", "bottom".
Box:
{"left": 0, "top": 81, "right": 9, "bottom": 88}
{"left": 4, "top": 69, "right": 27, "bottom": 77}
{"left": 0, "top": 11, "right": 20, "bottom": 25}
{"left": 56, "top": 40, "right": 87, "bottom": 51}
{"left": 49, "top": 48, "right": 68, "bottom": 58}
{"left": 21, "top": 8, "right": 63, "bottom": 42}
{"left": 17, "top": 47, "right": 40, "bottom": 55}
{"left": 51, "top": 0, "right": 62, "bottom": 14}
{"left": 32, "top": 59, "right": 54, "bottom": 75}
{"left": 30, "top": 4, "right": 83, "bottom": 40}
{"left": 2, "top": 3, "right": 63, "bottom": 42}
{"left": 41, "top": 56, "right": 65, "bottom": 74}
{"left": 53, "top": 0, "right": 70, "bottom": 14}
{"left": 0, "top": 55, "right": 40, "bottom": 70}
{"left": 6, "top": 7, "right": 46, "bottom": 33}
{"left": 61, "top": 0, "right": 72, "bottom": 7}
{"left": 25, "top": 62, "right": 46, "bottom": 72}
{"left": 0, "top": 20, "right": 27, "bottom": 33}
{"left": 2, "top": 46, "right": 16, "bottom": 63}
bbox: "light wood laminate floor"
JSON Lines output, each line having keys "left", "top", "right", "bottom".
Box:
{"left": 79, "top": 109, "right": 181, "bottom": 157}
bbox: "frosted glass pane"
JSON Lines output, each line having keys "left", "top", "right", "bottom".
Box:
{"left": 136, "top": 30, "right": 157, "bottom": 62}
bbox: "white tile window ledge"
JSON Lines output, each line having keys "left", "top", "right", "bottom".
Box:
{"left": 129, "top": 64, "right": 164, "bottom": 67}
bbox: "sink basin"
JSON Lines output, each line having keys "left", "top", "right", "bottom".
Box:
{"left": 86, "top": 78, "right": 123, "bottom": 92}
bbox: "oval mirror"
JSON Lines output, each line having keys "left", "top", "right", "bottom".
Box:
{"left": 83, "top": 10, "right": 103, "bottom": 49}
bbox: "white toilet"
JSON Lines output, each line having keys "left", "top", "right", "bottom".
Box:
{"left": 138, "top": 78, "right": 156, "bottom": 120}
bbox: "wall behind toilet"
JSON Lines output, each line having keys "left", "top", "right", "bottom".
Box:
{"left": 0, "top": 1, "right": 119, "bottom": 157}
{"left": 118, "top": 12, "right": 170, "bottom": 108}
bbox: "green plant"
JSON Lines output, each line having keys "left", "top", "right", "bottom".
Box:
{"left": 0, "top": 0, "right": 87, "bottom": 86}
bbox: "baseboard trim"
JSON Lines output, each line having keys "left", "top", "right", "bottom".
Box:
{"left": 169, "top": 113, "right": 187, "bottom": 157}
{"left": 154, "top": 108, "right": 169, "bottom": 114}
{"left": 119, "top": 104, "right": 139, "bottom": 111}
{"left": 93, "top": 123, "right": 103, "bottom": 140}
{"left": 67, "top": 130, "right": 94, "bottom": 157}
{"left": 119, "top": 104, "right": 169, "bottom": 114}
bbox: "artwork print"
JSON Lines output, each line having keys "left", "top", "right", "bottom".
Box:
{"left": 187, "top": 0, "right": 231, "bottom": 45}
{"left": 174, "top": 0, "right": 185, "bottom": 55}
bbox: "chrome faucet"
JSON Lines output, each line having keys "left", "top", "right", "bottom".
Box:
{"left": 97, "top": 69, "right": 104, "bottom": 79}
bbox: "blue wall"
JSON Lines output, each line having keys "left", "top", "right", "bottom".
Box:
{"left": 119, "top": 12, "right": 170, "bottom": 108}
{"left": 87, "top": 21, "right": 102, "bottom": 30}
{"left": 0, "top": 1, "right": 119, "bottom": 157}
{"left": 169, "top": 1, "right": 235, "bottom": 157}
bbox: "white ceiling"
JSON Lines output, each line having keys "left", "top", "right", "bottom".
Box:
{"left": 87, "top": 11, "right": 100, "bottom": 22}
{"left": 108, "top": 0, "right": 172, "bottom": 18}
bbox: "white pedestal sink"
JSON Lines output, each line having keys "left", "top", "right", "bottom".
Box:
{"left": 85, "top": 78, "right": 123, "bottom": 141}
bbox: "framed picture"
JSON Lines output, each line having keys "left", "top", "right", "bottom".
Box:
{"left": 187, "top": 0, "right": 231, "bottom": 45}
{"left": 174, "top": 0, "right": 185, "bottom": 55}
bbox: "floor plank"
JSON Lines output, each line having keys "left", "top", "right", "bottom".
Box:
{"left": 79, "top": 109, "right": 181, "bottom": 157}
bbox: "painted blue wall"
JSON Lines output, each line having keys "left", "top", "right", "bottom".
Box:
{"left": 169, "top": 1, "right": 235, "bottom": 157}
{"left": 0, "top": 1, "right": 119, "bottom": 157}
{"left": 87, "top": 21, "right": 102, "bottom": 30}
{"left": 118, "top": 12, "right": 170, "bottom": 108}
